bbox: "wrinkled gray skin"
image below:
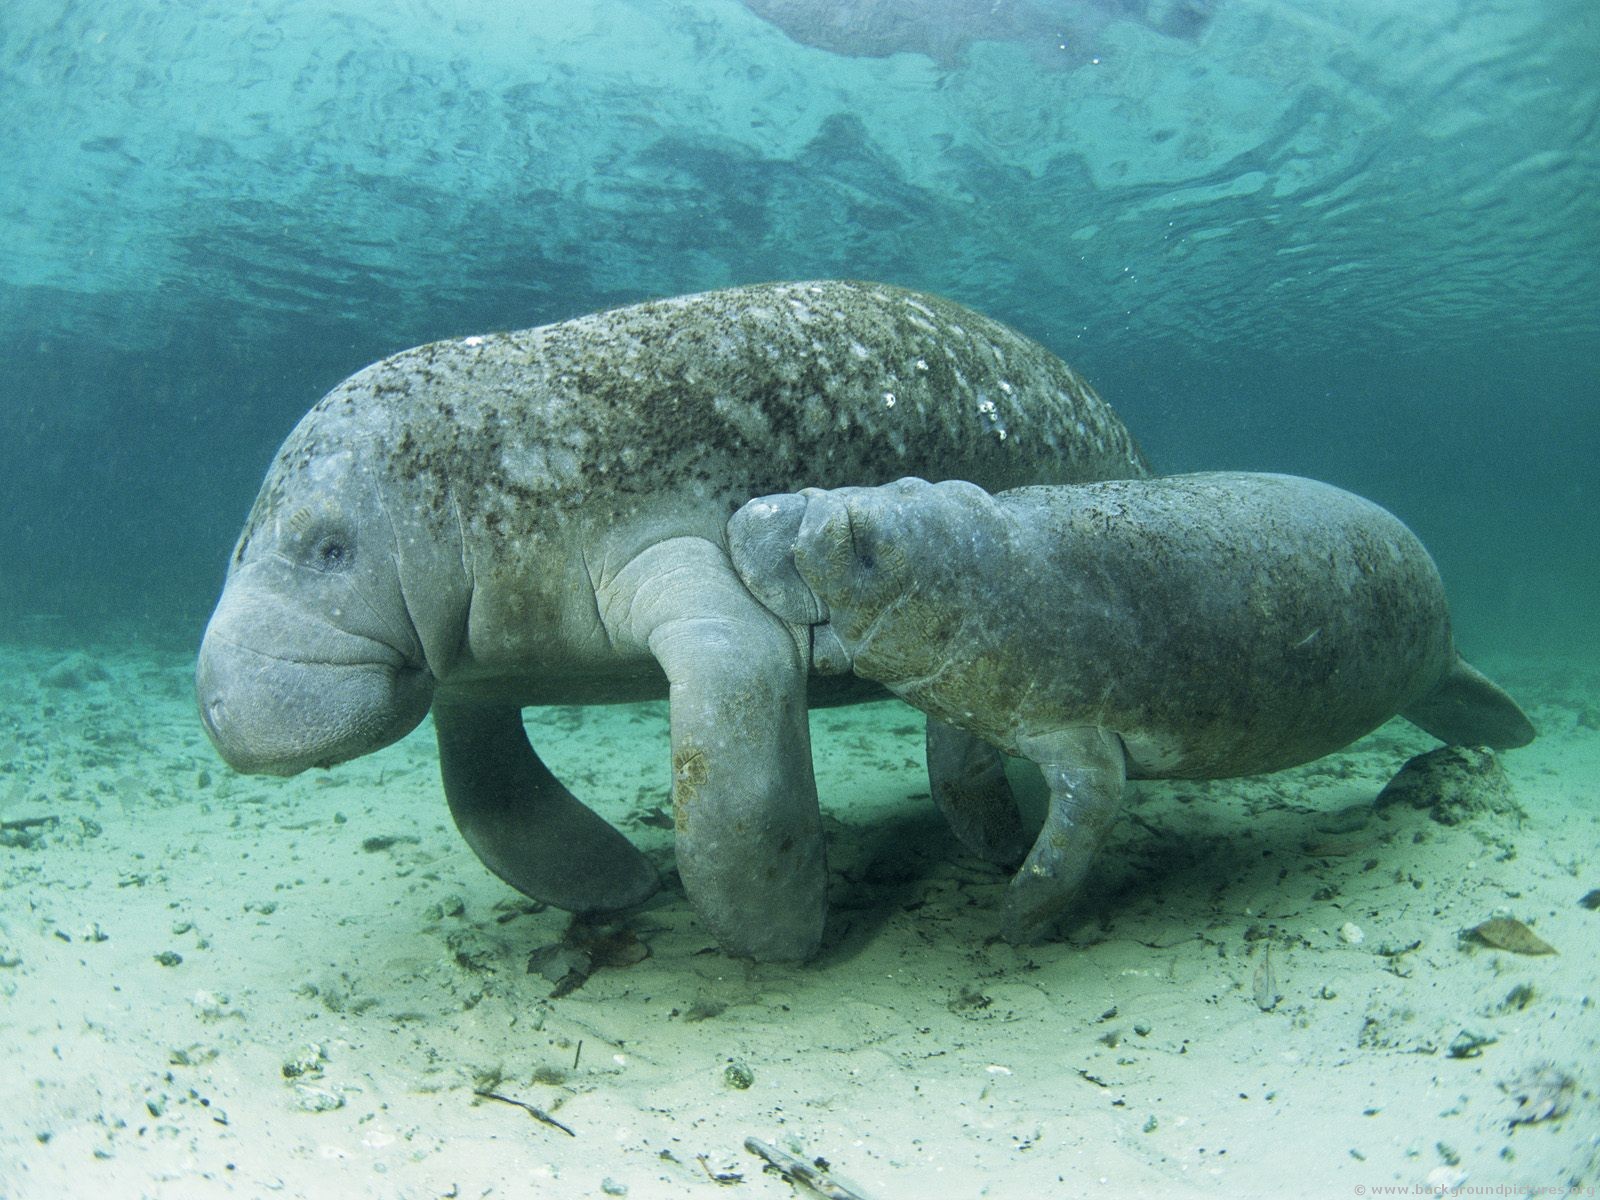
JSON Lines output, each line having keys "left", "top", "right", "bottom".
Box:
{"left": 196, "top": 280, "right": 1148, "bottom": 962}
{"left": 729, "top": 473, "right": 1536, "bottom": 944}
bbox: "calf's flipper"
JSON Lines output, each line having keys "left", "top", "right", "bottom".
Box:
{"left": 926, "top": 718, "right": 1029, "bottom": 866}
{"left": 1003, "top": 727, "right": 1128, "bottom": 944}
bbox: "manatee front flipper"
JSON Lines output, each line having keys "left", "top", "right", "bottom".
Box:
{"left": 926, "top": 719, "right": 1029, "bottom": 867}
{"left": 1401, "top": 653, "right": 1536, "bottom": 750}
{"left": 1003, "top": 727, "right": 1128, "bottom": 945}
{"left": 608, "top": 537, "right": 827, "bottom": 962}
{"left": 435, "top": 701, "right": 660, "bottom": 914}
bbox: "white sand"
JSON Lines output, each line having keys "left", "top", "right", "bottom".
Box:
{"left": 2, "top": 641, "right": 1595, "bottom": 1199}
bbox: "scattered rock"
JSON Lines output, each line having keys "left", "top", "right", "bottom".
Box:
{"left": 304, "top": 974, "right": 379, "bottom": 1015}
{"left": 1579, "top": 889, "right": 1600, "bottom": 911}
{"left": 491, "top": 897, "right": 544, "bottom": 923}
{"left": 292, "top": 1083, "right": 347, "bottom": 1113}
{"left": 1502, "top": 1063, "right": 1576, "bottom": 1127}
{"left": 1497, "top": 983, "right": 1536, "bottom": 1012}
{"left": 1466, "top": 918, "right": 1558, "bottom": 956}
{"left": 1358, "top": 1009, "right": 1438, "bottom": 1055}
{"left": 190, "top": 990, "right": 236, "bottom": 1021}
{"left": 361, "top": 834, "right": 420, "bottom": 853}
{"left": 948, "top": 985, "right": 992, "bottom": 1014}
{"left": 41, "top": 653, "right": 111, "bottom": 690}
{"left": 1447, "top": 1029, "right": 1495, "bottom": 1058}
{"left": 529, "top": 944, "right": 593, "bottom": 990}
{"left": 0, "top": 815, "right": 59, "bottom": 850}
{"left": 169, "top": 1044, "right": 220, "bottom": 1067}
{"left": 1312, "top": 803, "right": 1374, "bottom": 834}
{"left": 446, "top": 927, "right": 500, "bottom": 973}
{"left": 1375, "top": 746, "right": 1522, "bottom": 825}
{"left": 1338, "top": 922, "right": 1365, "bottom": 945}
{"left": 723, "top": 1060, "right": 754, "bottom": 1090}
{"left": 683, "top": 998, "right": 728, "bottom": 1023}
{"left": 425, "top": 894, "right": 469, "bottom": 922}
{"left": 528, "top": 919, "right": 650, "bottom": 998}
{"left": 282, "top": 1043, "right": 328, "bottom": 1080}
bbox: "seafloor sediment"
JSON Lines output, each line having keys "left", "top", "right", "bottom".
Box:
{"left": 1, "top": 640, "right": 1595, "bottom": 1198}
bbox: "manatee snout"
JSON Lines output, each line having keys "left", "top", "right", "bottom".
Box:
{"left": 730, "top": 484, "right": 919, "bottom": 674}
{"left": 732, "top": 478, "right": 966, "bottom": 633}
{"left": 196, "top": 584, "right": 433, "bottom": 775}
{"left": 791, "top": 491, "right": 866, "bottom": 597}
{"left": 792, "top": 478, "right": 965, "bottom": 607}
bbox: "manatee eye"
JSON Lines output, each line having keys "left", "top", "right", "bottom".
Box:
{"left": 310, "top": 532, "right": 355, "bottom": 573}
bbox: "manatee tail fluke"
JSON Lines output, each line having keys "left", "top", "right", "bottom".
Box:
{"left": 1402, "top": 654, "right": 1536, "bottom": 749}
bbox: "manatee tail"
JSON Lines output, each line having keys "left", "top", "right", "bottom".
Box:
{"left": 1401, "top": 654, "right": 1536, "bottom": 749}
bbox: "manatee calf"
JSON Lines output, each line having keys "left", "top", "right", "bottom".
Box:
{"left": 728, "top": 473, "right": 1535, "bottom": 943}
{"left": 195, "top": 281, "right": 1148, "bottom": 961}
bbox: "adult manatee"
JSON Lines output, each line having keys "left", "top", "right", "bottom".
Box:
{"left": 196, "top": 280, "right": 1148, "bottom": 960}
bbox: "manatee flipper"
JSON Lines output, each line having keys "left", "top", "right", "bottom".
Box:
{"left": 727, "top": 492, "right": 828, "bottom": 627}
{"left": 926, "top": 719, "right": 1029, "bottom": 866}
{"left": 1401, "top": 654, "right": 1536, "bottom": 750}
{"left": 1002, "top": 727, "right": 1128, "bottom": 945}
{"left": 435, "top": 701, "right": 660, "bottom": 914}
{"left": 613, "top": 537, "right": 828, "bottom": 962}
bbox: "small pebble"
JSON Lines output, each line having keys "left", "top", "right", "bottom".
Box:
{"left": 282, "top": 1043, "right": 328, "bottom": 1080}
{"left": 190, "top": 990, "right": 231, "bottom": 1020}
{"left": 1339, "top": 922, "right": 1365, "bottom": 945}
{"left": 1447, "top": 1029, "right": 1495, "bottom": 1058}
{"left": 293, "top": 1083, "right": 346, "bottom": 1113}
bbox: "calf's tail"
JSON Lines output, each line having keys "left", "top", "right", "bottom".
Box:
{"left": 1401, "top": 654, "right": 1536, "bottom": 749}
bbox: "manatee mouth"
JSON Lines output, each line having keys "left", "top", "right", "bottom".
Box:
{"left": 196, "top": 635, "right": 433, "bottom": 775}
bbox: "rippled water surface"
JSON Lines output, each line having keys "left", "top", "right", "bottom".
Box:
{"left": 1, "top": 0, "right": 1596, "bottom": 651}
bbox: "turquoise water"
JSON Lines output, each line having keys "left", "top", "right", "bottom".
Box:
{"left": 1, "top": 0, "right": 1596, "bottom": 650}
{"left": 3, "top": 7, "right": 1599, "bottom": 1195}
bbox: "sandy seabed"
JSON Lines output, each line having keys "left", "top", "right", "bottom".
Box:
{"left": 1, "top": 640, "right": 1596, "bottom": 1200}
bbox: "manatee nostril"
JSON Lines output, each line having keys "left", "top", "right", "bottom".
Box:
{"left": 844, "top": 506, "right": 877, "bottom": 571}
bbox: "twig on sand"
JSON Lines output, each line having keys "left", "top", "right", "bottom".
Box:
{"left": 473, "top": 1089, "right": 576, "bottom": 1137}
{"left": 744, "top": 1137, "right": 873, "bottom": 1200}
